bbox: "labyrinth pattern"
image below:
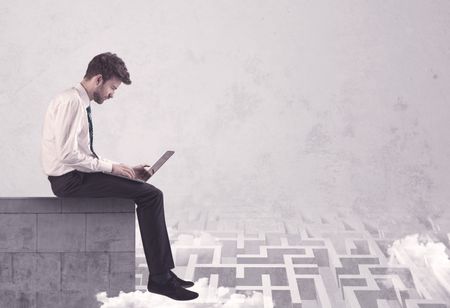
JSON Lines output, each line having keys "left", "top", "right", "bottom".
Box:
{"left": 135, "top": 206, "right": 449, "bottom": 308}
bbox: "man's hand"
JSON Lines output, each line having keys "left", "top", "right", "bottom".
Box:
{"left": 132, "top": 164, "right": 154, "bottom": 181}
{"left": 112, "top": 163, "right": 137, "bottom": 179}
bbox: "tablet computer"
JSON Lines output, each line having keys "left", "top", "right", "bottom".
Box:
{"left": 103, "top": 150, "right": 175, "bottom": 183}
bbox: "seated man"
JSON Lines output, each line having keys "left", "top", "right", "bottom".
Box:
{"left": 41, "top": 52, "right": 198, "bottom": 301}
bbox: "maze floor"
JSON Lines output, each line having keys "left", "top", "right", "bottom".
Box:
{"left": 135, "top": 205, "right": 450, "bottom": 308}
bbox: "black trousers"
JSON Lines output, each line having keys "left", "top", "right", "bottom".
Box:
{"left": 47, "top": 170, "right": 175, "bottom": 274}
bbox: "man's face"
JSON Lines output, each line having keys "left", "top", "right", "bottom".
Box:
{"left": 93, "top": 76, "right": 122, "bottom": 104}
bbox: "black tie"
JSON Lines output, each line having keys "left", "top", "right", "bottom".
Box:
{"left": 86, "top": 106, "right": 99, "bottom": 158}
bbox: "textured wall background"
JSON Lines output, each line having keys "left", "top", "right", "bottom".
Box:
{"left": 1, "top": 0, "right": 449, "bottom": 223}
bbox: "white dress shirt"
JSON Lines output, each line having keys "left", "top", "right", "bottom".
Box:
{"left": 41, "top": 83, "right": 118, "bottom": 176}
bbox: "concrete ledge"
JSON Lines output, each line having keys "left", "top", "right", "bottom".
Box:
{"left": 61, "top": 198, "right": 135, "bottom": 213}
{"left": 0, "top": 198, "right": 61, "bottom": 213}
{"left": 0, "top": 197, "right": 135, "bottom": 213}
{"left": 0, "top": 198, "right": 136, "bottom": 308}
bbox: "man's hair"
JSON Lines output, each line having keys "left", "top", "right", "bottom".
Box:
{"left": 84, "top": 52, "right": 131, "bottom": 85}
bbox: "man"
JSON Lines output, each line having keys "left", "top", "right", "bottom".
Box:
{"left": 41, "top": 52, "right": 198, "bottom": 301}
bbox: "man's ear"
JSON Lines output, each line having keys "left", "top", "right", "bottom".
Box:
{"left": 95, "top": 74, "right": 103, "bottom": 86}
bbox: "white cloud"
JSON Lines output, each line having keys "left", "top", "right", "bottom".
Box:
{"left": 387, "top": 233, "right": 450, "bottom": 301}
{"left": 97, "top": 278, "right": 269, "bottom": 308}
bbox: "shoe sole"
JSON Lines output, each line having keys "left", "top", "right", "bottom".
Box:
{"left": 147, "top": 287, "right": 199, "bottom": 301}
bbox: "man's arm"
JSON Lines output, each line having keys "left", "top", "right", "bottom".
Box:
{"left": 97, "top": 155, "right": 119, "bottom": 168}
{"left": 99, "top": 155, "right": 138, "bottom": 179}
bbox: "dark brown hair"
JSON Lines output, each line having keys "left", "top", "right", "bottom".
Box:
{"left": 84, "top": 52, "right": 131, "bottom": 85}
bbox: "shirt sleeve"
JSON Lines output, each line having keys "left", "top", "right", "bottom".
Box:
{"left": 97, "top": 155, "right": 120, "bottom": 172}
{"left": 53, "top": 97, "right": 114, "bottom": 173}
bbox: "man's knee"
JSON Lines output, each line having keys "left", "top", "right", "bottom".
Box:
{"left": 140, "top": 184, "right": 163, "bottom": 200}
{"left": 135, "top": 184, "right": 164, "bottom": 211}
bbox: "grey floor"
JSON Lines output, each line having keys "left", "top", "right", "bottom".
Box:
{"left": 135, "top": 205, "right": 450, "bottom": 308}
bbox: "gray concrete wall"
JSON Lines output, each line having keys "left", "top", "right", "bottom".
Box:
{"left": 0, "top": 198, "right": 135, "bottom": 308}
{"left": 1, "top": 1, "right": 450, "bottom": 224}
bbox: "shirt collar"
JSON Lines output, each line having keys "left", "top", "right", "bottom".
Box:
{"left": 74, "top": 83, "right": 91, "bottom": 108}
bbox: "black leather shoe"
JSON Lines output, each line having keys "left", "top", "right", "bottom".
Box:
{"left": 170, "top": 270, "right": 195, "bottom": 288}
{"left": 147, "top": 276, "right": 199, "bottom": 301}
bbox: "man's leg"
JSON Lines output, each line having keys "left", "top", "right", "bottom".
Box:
{"left": 48, "top": 170, "right": 198, "bottom": 300}
{"left": 48, "top": 170, "right": 174, "bottom": 274}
